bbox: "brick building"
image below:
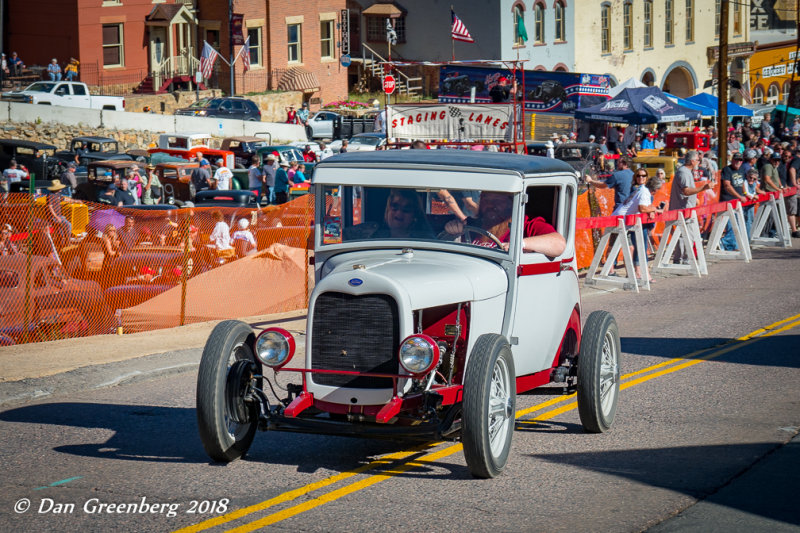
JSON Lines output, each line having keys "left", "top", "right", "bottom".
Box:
{"left": 3, "top": 0, "right": 348, "bottom": 105}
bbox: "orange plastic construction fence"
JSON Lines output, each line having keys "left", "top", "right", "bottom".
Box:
{"left": 0, "top": 193, "right": 314, "bottom": 346}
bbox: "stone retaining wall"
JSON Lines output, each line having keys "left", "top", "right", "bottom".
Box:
{"left": 123, "top": 90, "right": 304, "bottom": 122}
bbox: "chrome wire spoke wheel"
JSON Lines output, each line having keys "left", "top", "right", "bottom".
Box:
{"left": 598, "top": 330, "right": 619, "bottom": 417}
{"left": 487, "top": 358, "right": 512, "bottom": 456}
{"left": 462, "top": 334, "right": 516, "bottom": 478}
{"left": 577, "top": 311, "right": 621, "bottom": 434}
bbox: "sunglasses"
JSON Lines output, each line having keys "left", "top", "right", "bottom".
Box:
{"left": 390, "top": 202, "right": 414, "bottom": 214}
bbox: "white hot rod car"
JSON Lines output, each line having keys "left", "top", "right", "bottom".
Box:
{"left": 196, "top": 150, "right": 620, "bottom": 478}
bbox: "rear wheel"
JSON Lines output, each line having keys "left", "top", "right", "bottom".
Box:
{"left": 577, "top": 311, "right": 620, "bottom": 433}
{"left": 196, "top": 320, "right": 261, "bottom": 462}
{"left": 462, "top": 334, "right": 516, "bottom": 478}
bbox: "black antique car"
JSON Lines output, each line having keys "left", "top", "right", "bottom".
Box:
{"left": 554, "top": 142, "right": 604, "bottom": 183}
{"left": 0, "top": 139, "right": 64, "bottom": 180}
{"left": 54, "top": 136, "right": 133, "bottom": 167}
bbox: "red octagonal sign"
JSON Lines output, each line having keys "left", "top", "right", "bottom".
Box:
{"left": 383, "top": 75, "right": 396, "bottom": 95}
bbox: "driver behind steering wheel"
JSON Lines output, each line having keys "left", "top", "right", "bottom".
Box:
{"left": 443, "top": 191, "right": 567, "bottom": 257}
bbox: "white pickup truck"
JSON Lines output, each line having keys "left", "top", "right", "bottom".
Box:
{"left": 2, "top": 81, "right": 125, "bottom": 111}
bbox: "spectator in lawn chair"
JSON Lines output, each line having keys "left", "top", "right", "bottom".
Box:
{"left": 232, "top": 218, "right": 257, "bottom": 257}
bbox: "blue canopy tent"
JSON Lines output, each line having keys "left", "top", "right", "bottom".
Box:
{"left": 664, "top": 92, "right": 716, "bottom": 116}
{"left": 574, "top": 86, "right": 702, "bottom": 124}
{"left": 685, "top": 92, "right": 754, "bottom": 117}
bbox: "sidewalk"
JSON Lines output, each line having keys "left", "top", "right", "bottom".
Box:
{"left": 0, "top": 309, "right": 308, "bottom": 383}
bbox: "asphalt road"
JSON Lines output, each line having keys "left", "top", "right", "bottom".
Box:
{"left": 1, "top": 244, "right": 799, "bottom": 533}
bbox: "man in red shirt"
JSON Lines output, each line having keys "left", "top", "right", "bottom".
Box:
{"left": 444, "top": 191, "right": 566, "bottom": 256}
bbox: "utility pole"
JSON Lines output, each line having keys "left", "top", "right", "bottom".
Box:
{"left": 717, "top": 0, "right": 729, "bottom": 162}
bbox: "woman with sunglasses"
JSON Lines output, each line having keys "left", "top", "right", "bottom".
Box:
{"left": 373, "top": 189, "right": 433, "bottom": 239}
{"left": 612, "top": 169, "right": 664, "bottom": 282}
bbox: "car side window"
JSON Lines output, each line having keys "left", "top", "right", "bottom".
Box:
{"left": 525, "top": 185, "right": 560, "bottom": 232}
{"left": 219, "top": 100, "right": 233, "bottom": 111}
{"left": 72, "top": 84, "right": 86, "bottom": 96}
{"left": 55, "top": 84, "right": 70, "bottom": 96}
{"left": 231, "top": 100, "right": 245, "bottom": 111}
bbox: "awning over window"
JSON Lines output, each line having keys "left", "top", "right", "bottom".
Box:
{"left": 277, "top": 67, "right": 320, "bottom": 93}
{"left": 362, "top": 1, "right": 407, "bottom": 17}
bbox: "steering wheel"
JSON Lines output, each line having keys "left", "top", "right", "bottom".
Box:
{"left": 438, "top": 225, "right": 504, "bottom": 248}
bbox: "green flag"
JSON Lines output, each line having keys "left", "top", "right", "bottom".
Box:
{"left": 516, "top": 13, "right": 528, "bottom": 42}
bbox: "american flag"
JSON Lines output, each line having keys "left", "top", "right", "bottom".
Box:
{"left": 241, "top": 36, "right": 251, "bottom": 73}
{"left": 451, "top": 10, "right": 474, "bottom": 43}
{"left": 199, "top": 41, "right": 218, "bottom": 79}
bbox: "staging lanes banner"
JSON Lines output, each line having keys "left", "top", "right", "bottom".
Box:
{"left": 387, "top": 104, "right": 514, "bottom": 140}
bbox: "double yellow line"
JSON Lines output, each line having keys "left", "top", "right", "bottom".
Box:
{"left": 176, "top": 312, "right": 800, "bottom": 533}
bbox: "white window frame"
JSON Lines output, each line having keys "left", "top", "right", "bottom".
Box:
{"left": 320, "top": 19, "right": 335, "bottom": 59}
{"left": 247, "top": 27, "right": 262, "bottom": 67}
{"left": 288, "top": 23, "right": 302, "bottom": 63}
{"left": 102, "top": 23, "right": 125, "bottom": 68}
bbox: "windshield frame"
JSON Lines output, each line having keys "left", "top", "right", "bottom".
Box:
{"left": 313, "top": 183, "right": 519, "bottom": 261}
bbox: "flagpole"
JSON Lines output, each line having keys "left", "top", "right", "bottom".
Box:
{"left": 451, "top": 5, "right": 455, "bottom": 61}
{"left": 229, "top": 0, "right": 235, "bottom": 96}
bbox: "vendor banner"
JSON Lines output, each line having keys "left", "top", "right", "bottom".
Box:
{"left": 388, "top": 104, "right": 514, "bottom": 140}
{"left": 439, "top": 66, "right": 610, "bottom": 114}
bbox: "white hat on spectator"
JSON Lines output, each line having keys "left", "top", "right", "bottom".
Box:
{"left": 238, "top": 218, "right": 249, "bottom": 230}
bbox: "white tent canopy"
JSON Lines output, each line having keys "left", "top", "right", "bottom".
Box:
{"left": 608, "top": 77, "right": 647, "bottom": 98}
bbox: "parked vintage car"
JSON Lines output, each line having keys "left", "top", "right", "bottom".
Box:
{"left": 196, "top": 150, "right": 621, "bottom": 478}
{"left": 0, "top": 139, "right": 63, "bottom": 180}
{"left": 102, "top": 243, "right": 216, "bottom": 309}
{"left": 54, "top": 136, "right": 133, "bottom": 167}
{"left": 553, "top": 142, "right": 604, "bottom": 182}
{"left": 73, "top": 160, "right": 141, "bottom": 202}
{"left": 155, "top": 161, "right": 199, "bottom": 204}
{"left": 0, "top": 254, "right": 112, "bottom": 341}
{"left": 346, "top": 132, "right": 388, "bottom": 151}
{"left": 148, "top": 133, "right": 235, "bottom": 169}
{"left": 633, "top": 155, "right": 678, "bottom": 181}
{"left": 220, "top": 136, "right": 272, "bottom": 168}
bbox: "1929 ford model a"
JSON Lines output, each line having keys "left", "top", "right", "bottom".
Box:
{"left": 196, "top": 150, "right": 620, "bottom": 478}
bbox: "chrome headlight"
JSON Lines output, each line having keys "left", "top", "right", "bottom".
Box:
{"left": 398, "top": 334, "right": 440, "bottom": 376}
{"left": 255, "top": 328, "right": 295, "bottom": 369}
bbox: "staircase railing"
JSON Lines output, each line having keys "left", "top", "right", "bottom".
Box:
{"left": 360, "top": 43, "right": 422, "bottom": 96}
{"left": 153, "top": 47, "right": 199, "bottom": 91}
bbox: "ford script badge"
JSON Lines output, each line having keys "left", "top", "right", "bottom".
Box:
{"left": 348, "top": 278, "right": 363, "bottom": 286}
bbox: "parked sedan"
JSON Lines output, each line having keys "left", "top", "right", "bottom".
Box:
{"left": 175, "top": 97, "right": 262, "bottom": 121}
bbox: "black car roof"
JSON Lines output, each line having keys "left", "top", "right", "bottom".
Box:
{"left": 0, "top": 139, "right": 57, "bottom": 150}
{"left": 316, "top": 149, "right": 575, "bottom": 175}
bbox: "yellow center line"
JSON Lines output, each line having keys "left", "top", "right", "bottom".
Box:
{"left": 227, "top": 444, "right": 465, "bottom": 533}
{"left": 177, "top": 312, "right": 800, "bottom": 533}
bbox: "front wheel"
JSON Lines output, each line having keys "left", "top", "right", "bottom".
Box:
{"left": 196, "top": 320, "right": 261, "bottom": 462}
{"left": 462, "top": 334, "right": 516, "bottom": 478}
{"left": 577, "top": 311, "right": 620, "bottom": 433}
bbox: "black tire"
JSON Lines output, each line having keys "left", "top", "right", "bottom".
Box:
{"left": 462, "top": 334, "right": 516, "bottom": 478}
{"left": 196, "top": 320, "right": 261, "bottom": 462}
{"left": 577, "top": 311, "right": 620, "bottom": 433}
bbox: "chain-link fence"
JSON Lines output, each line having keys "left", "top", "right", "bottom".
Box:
{"left": 0, "top": 193, "right": 314, "bottom": 346}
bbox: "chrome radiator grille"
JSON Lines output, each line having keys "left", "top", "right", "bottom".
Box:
{"left": 310, "top": 292, "right": 399, "bottom": 389}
